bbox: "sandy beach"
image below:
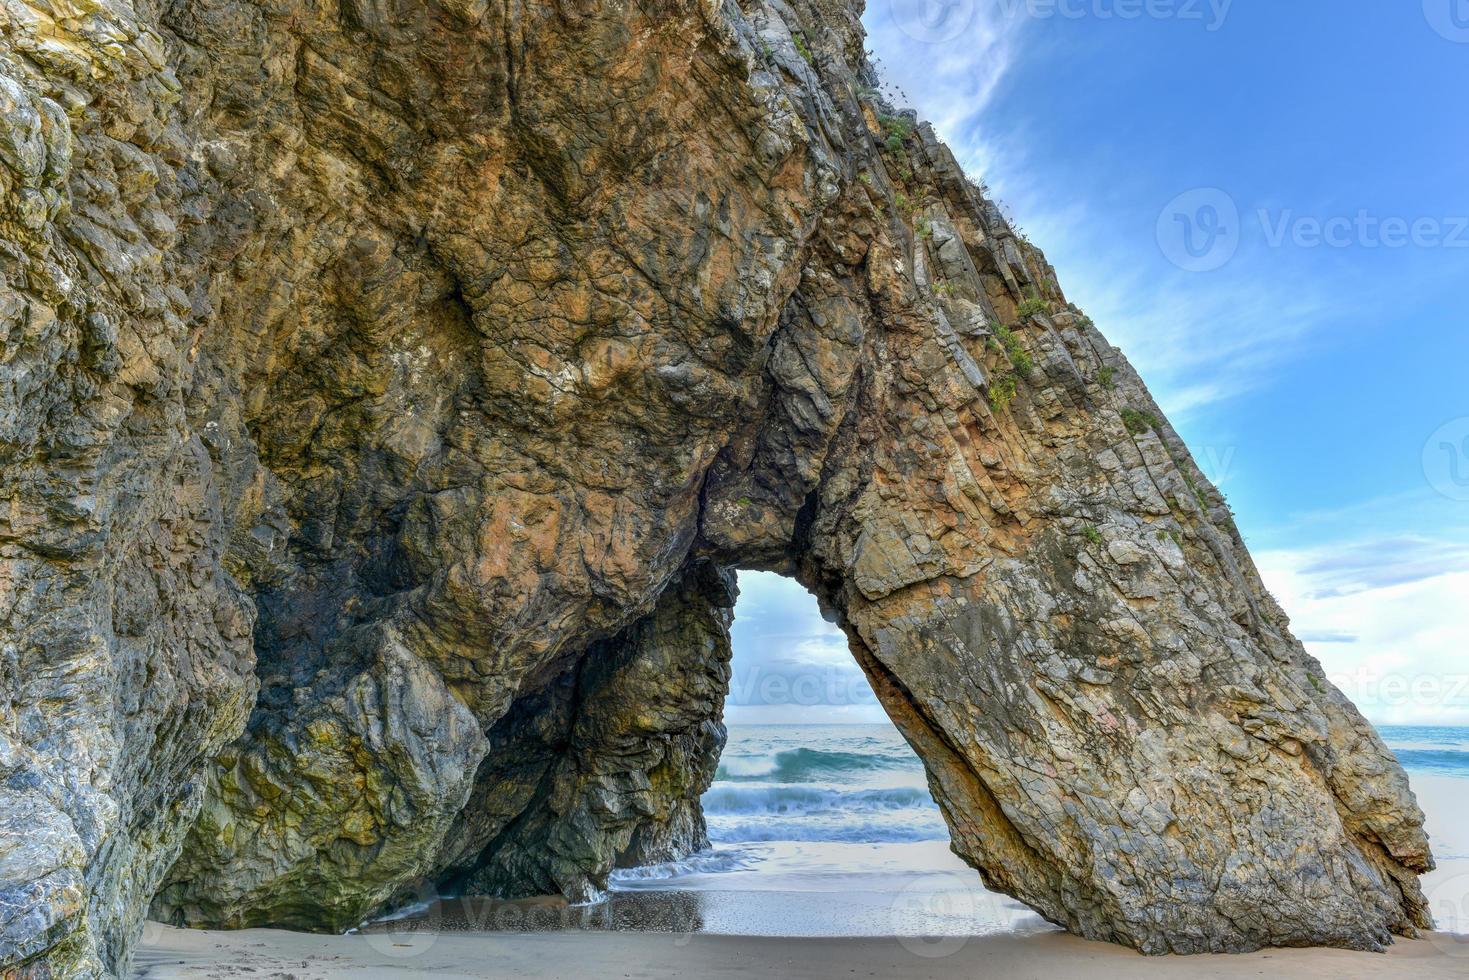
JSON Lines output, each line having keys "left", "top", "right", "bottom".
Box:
{"left": 132, "top": 924, "right": 1469, "bottom": 980}
{"left": 132, "top": 773, "right": 1469, "bottom": 979}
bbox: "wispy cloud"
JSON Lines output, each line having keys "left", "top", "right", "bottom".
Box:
{"left": 1036, "top": 261, "right": 1336, "bottom": 417}
{"left": 1257, "top": 539, "right": 1469, "bottom": 726}
{"left": 1293, "top": 537, "right": 1469, "bottom": 598}
{"left": 864, "top": 3, "right": 1027, "bottom": 134}
{"left": 861, "top": 11, "right": 1348, "bottom": 418}
{"left": 728, "top": 572, "right": 889, "bottom": 723}
{"left": 1248, "top": 488, "right": 1468, "bottom": 552}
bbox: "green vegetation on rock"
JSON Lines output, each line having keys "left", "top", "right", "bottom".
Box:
{"left": 792, "top": 31, "right": 813, "bottom": 65}
{"left": 1121, "top": 407, "right": 1159, "bottom": 435}
{"left": 1016, "top": 289, "right": 1049, "bottom": 319}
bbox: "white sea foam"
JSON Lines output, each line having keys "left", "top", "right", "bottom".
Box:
{"left": 610, "top": 848, "right": 760, "bottom": 883}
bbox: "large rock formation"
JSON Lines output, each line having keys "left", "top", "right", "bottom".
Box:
{"left": 0, "top": 0, "right": 1434, "bottom": 975}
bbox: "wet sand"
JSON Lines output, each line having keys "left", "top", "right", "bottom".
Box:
{"left": 133, "top": 922, "right": 1469, "bottom": 980}
{"left": 133, "top": 774, "right": 1469, "bottom": 978}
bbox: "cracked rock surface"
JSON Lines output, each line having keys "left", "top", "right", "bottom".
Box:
{"left": 0, "top": 0, "right": 1433, "bottom": 975}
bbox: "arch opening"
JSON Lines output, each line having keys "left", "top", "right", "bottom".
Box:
{"left": 599, "top": 570, "right": 1046, "bottom": 940}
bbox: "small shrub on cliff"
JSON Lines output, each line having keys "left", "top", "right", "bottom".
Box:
{"left": 877, "top": 112, "right": 913, "bottom": 156}
{"left": 1121, "top": 408, "right": 1159, "bottom": 435}
{"left": 1098, "top": 365, "right": 1115, "bottom": 390}
{"left": 989, "top": 323, "right": 1034, "bottom": 375}
{"left": 878, "top": 112, "right": 913, "bottom": 138}
{"left": 1016, "top": 289, "right": 1048, "bottom": 319}
{"left": 988, "top": 373, "right": 1018, "bottom": 411}
{"left": 1083, "top": 525, "right": 1104, "bottom": 547}
{"left": 793, "top": 32, "right": 813, "bottom": 65}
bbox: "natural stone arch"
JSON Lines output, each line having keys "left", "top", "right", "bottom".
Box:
{"left": 691, "top": 263, "right": 1435, "bottom": 953}
{"left": 0, "top": 0, "right": 1431, "bottom": 974}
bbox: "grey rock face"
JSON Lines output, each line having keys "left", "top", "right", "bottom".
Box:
{"left": 149, "top": 626, "right": 488, "bottom": 932}
{"left": 1, "top": 2, "right": 259, "bottom": 975}
{"left": 440, "top": 561, "right": 736, "bottom": 905}
{"left": 0, "top": 0, "right": 1435, "bottom": 975}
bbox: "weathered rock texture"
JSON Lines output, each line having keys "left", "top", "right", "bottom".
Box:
{"left": 153, "top": 560, "right": 734, "bottom": 929}
{"left": 0, "top": 0, "right": 1434, "bottom": 975}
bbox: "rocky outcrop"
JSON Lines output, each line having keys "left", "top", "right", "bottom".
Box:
{"left": 0, "top": 0, "right": 1434, "bottom": 975}
{"left": 145, "top": 625, "right": 488, "bottom": 933}
{"left": 439, "top": 560, "right": 735, "bottom": 905}
{"left": 152, "top": 561, "right": 734, "bottom": 928}
{"left": 0, "top": 2, "right": 259, "bottom": 975}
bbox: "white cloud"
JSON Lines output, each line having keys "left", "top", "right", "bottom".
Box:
{"left": 727, "top": 572, "right": 890, "bottom": 724}
{"left": 1256, "top": 539, "right": 1469, "bottom": 726}
{"left": 864, "top": 1, "right": 1026, "bottom": 136}
{"left": 861, "top": 11, "right": 1348, "bottom": 419}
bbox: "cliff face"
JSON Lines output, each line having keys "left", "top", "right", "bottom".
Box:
{"left": 0, "top": 0, "right": 1434, "bottom": 976}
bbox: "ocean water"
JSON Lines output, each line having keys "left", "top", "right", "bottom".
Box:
{"left": 603, "top": 724, "right": 1045, "bottom": 936}
{"left": 611, "top": 725, "right": 953, "bottom": 892}
{"left": 607, "top": 724, "right": 1469, "bottom": 903}
{"left": 1378, "top": 725, "right": 1469, "bottom": 777}
{"left": 370, "top": 723, "right": 1469, "bottom": 939}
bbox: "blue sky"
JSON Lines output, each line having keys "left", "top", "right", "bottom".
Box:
{"left": 725, "top": 2, "right": 1469, "bottom": 727}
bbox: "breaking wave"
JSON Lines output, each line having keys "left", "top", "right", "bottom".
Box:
{"left": 714, "top": 746, "right": 915, "bottom": 783}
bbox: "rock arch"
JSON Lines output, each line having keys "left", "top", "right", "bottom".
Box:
{"left": 0, "top": 0, "right": 1430, "bottom": 974}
